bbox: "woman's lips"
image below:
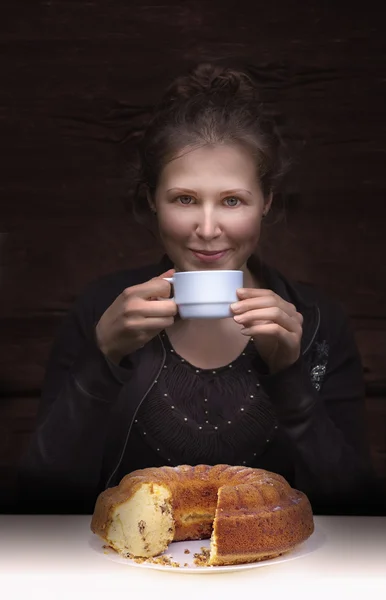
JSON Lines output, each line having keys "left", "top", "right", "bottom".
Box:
{"left": 190, "top": 249, "right": 229, "bottom": 262}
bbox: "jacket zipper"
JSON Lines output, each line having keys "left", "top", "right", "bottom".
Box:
{"left": 302, "top": 306, "right": 321, "bottom": 356}
{"left": 105, "top": 334, "right": 167, "bottom": 488}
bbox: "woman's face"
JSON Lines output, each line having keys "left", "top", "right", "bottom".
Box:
{"left": 152, "top": 143, "right": 271, "bottom": 273}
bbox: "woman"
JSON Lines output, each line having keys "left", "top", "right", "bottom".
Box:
{"left": 17, "top": 63, "right": 383, "bottom": 515}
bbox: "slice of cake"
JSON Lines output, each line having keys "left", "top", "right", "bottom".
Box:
{"left": 92, "top": 482, "right": 174, "bottom": 558}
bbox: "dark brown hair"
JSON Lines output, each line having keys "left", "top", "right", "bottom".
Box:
{"left": 132, "top": 62, "right": 291, "bottom": 223}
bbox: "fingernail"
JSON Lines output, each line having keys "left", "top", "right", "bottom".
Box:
{"left": 230, "top": 303, "right": 239, "bottom": 312}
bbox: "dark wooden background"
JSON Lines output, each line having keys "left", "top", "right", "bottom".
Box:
{"left": 1, "top": 1, "right": 385, "bottom": 512}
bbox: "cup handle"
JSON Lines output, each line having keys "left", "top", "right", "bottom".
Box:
{"left": 162, "top": 277, "right": 175, "bottom": 302}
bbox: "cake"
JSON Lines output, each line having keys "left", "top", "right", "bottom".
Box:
{"left": 91, "top": 464, "right": 314, "bottom": 566}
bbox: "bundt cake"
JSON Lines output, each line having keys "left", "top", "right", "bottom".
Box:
{"left": 91, "top": 464, "right": 314, "bottom": 566}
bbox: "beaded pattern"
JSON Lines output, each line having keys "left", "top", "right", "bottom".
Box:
{"left": 309, "top": 340, "right": 329, "bottom": 392}
{"left": 132, "top": 331, "right": 278, "bottom": 467}
{"left": 158, "top": 332, "right": 265, "bottom": 432}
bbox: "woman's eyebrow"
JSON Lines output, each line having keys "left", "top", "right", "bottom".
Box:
{"left": 166, "top": 187, "right": 252, "bottom": 196}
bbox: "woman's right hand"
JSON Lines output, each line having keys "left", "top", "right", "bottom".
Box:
{"left": 95, "top": 268, "right": 177, "bottom": 364}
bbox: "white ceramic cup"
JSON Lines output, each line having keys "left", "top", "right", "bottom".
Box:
{"left": 163, "top": 270, "right": 244, "bottom": 319}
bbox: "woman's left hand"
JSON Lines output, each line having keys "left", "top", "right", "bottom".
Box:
{"left": 231, "top": 289, "right": 303, "bottom": 374}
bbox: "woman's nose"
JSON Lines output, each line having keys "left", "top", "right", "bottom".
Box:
{"left": 195, "top": 209, "right": 222, "bottom": 239}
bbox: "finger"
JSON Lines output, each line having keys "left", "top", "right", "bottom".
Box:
{"left": 149, "top": 268, "right": 176, "bottom": 298}
{"left": 149, "top": 268, "right": 176, "bottom": 299}
{"left": 152, "top": 268, "right": 176, "bottom": 280}
{"left": 125, "top": 315, "right": 175, "bottom": 332}
{"left": 145, "top": 316, "right": 175, "bottom": 330}
{"left": 234, "top": 307, "right": 302, "bottom": 333}
{"left": 236, "top": 288, "right": 278, "bottom": 300}
{"left": 135, "top": 299, "right": 178, "bottom": 318}
{"left": 232, "top": 293, "right": 298, "bottom": 318}
{"left": 232, "top": 296, "right": 291, "bottom": 314}
{"left": 126, "top": 276, "right": 173, "bottom": 300}
{"left": 150, "top": 269, "right": 176, "bottom": 281}
{"left": 240, "top": 322, "right": 300, "bottom": 346}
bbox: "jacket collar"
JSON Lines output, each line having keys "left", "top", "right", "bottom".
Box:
{"left": 157, "top": 253, "right": 320, "bottom": 356}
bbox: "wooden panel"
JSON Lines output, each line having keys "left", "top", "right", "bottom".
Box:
{"left": 1, "top": 0, "right": 385, "bottom": 510}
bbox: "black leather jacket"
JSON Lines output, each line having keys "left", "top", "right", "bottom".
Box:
{"left": 15, "top": 255, "right": 384, "bottom": 515}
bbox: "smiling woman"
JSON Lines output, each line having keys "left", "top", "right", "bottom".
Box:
{"left": 152, "top": 144, "right": 269, "bottom": 276}
{"left": 16, "top": 62, "right": 385, "bottom": 518}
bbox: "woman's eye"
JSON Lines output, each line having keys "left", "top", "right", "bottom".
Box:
{"left": 224, "top": 196, "right": 241, "bottom": 207}
{"left": 177, "top": 195, "right": 194, "bottom": 205}
{"left": 175, "top": 195, "right": 241, "bottom": 206}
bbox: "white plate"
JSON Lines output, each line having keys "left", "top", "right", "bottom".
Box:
{"left": 89, "top": 525, "right": 325, "bottom": 573}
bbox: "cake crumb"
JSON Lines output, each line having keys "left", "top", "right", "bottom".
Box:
{"left": 102, "top": 544, "right": 183, "bottom": 567}
{"left": 184, "top": 549, "right": 190, "bottom": 554}
{"left": 193, "top": 546, "right": 210, "bottom": 566}
{"left": 132, "top": 554, "right": 180, "bottom": 567}
{"left": 133, "top": 557, "right": 147, "bottom": 564}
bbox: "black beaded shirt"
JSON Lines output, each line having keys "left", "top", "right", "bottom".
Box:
{"left": 128, "top": 330, "right": 278, "bottom": 468}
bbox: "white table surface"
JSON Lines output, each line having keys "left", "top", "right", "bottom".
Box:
{"left": 0, "top": 515, "right": 385, "bottom": 599}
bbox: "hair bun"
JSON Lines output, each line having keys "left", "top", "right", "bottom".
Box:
{"left": 161, "top": 62, "right": 260, "bottom": 106}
